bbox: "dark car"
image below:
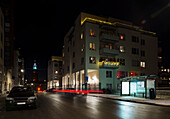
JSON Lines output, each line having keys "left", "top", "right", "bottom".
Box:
{"left": 5, "top": 86, "right": 37, "bottom": 110}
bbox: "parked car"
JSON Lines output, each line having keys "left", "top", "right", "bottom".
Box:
{"left": 5, "top": 86, "right": 37, "bottom": 111}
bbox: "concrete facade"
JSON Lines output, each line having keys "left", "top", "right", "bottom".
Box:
{"left": 62, "top": 13, "right": 158, "bottom": 92}
{"left": 47, "top": 56, "right": 62, "bottom": 89}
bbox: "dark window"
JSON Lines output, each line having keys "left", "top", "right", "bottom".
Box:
{"left": 141, "top": 39, "right": 145, "bottom": 45}
{"left": 132, "top": 48, "right": 139, "bottom": 55}
{"left": 132, "top": 60, "right": 140, "bottom": 67}
{"left": 73, "top": 63, "right": 75, "bottom": 69}
{"left": 119, "top": 59, "right": 125, "bottom": 65}
{"left": 73, "top": 52, "right": 75, "bottom": 58}
{"left": 81, "top": 58, "right": 84, "bottom": 65}
{"left": 67, "top": 47, "right": 69, "bottom": 52}
{"left": 67, "top": 66, "right": 69, "bottom": 71}
{"left": 106, "top": 71, "right": 112, "bottom": 78}
{"left": 141, "top": 50, "right": 145, "bottom": 57}
{"left": 132, "top": 36, "right": 139, "bottom": 43}
{"left": 1, "top": 48, "right": 3, "bottom": 59}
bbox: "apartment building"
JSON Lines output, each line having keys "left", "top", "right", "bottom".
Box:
{"left": 0, "top": 7, "right": 4, "bottom": 94}
{"left": 47, "top": 56, "right": 62, "bottom": 89}
{"left": 62, "top": 12, "right": 158, "bottom": 92}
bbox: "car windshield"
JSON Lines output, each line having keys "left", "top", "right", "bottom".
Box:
{"left": 10, "top": 87, "right": 33, "bottom": 94}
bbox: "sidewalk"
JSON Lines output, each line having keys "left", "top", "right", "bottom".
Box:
{"left": 88, "top": 94, "right": 170, "bottom": 107}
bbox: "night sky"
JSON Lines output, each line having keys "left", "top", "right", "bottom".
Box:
{"left": 14, "top": 0, "right": 170, "bottom": 81}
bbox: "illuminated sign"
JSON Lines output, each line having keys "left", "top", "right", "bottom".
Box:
{"left": 122, "top": 82, "right": 129, "bottom": 95}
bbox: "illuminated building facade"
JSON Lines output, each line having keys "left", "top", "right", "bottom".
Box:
{"left": 62, "top": 13, "right": 158, "bottom": 92}
{"left": 47, "top": 56, "right": 62, "bottom": 89}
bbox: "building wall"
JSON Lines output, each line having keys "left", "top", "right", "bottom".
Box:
{"left": 48, "top": 56, "right": 62, "bottom": 89}
{"left": 62, "top": 12, "right": 158, "bottom": 91}
{"left": 0, "top": 7, "right": 4, "bottom": 94}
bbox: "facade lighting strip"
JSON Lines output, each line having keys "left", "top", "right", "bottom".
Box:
{"left": 81, "top": 17, "right": 156, "bottom": 35}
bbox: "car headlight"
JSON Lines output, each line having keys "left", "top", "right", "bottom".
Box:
{"left": 6, "top": 97, "right": 14, "bottom": 101}
{"left": 28, "top": 96, "right": 37, "bottom": 100}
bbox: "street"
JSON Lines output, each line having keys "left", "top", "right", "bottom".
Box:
{"left": 0, "top": 92, "right": 170, "bottom": 119}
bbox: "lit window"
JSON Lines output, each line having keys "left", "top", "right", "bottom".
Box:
{"left": 120, "top": 46, "right": 125, "bottom": 53}
{"left": 164, "top": 69, "right": 166, "bottom": 72}
{"left": 89, "top": 57, "right": 96, "bottom": 64}
{"left": 119, "top": 34, "right": 125, "bottom": 40}
{"left": 90, "top": 29, "right": 95, "bottom": 36}
{"left": 140, "top": 61, "right": 146, "bottom": 68}
{"left": 81, "top": 33, "right": 83, "bottom": 39}
{"left": 89, "top": 43, "right": 96, "bottom": 50}
{"left": 167, "top": 69, "right": 170, "bottom": 72}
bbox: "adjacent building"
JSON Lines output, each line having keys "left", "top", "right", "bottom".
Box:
{"left": 62, "top": 12, "right": 158, "bottom": 92}
{"left": 0, "top": 7, "right": 4, "bottom": 94}
{"left": 47, "top": 56, "right": 62, "bottom": 89}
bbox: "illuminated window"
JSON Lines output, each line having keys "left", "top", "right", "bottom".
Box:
{"left": 106, "top": 71, "right": 112, "bottom": 78}
{"left": 89, "top": 43, "right": 96, "bottom": 50}
{"left": 120, "top": 46, "right": 125, "bottom": 53}
{"left": 140, "top": 61, "right": 146, "bottom": 68}
{"left": 90, "top": 29, "right": 96, "bottom": 36}
{"left": 81, "top": 33, "right": 83, "bottom": 39}
{"left": 119, "top": 34, "right": 125, "bottom": 40}
{"left": 89, "top": 57, "right": 96, "bottom": 64}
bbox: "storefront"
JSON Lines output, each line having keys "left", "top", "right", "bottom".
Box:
{"left": 120, "top": 75, "right": 157, "bottom": 98}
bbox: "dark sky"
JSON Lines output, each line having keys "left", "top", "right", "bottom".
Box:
{"left": 14, "top": 0, "right": 170, "bottom": 80}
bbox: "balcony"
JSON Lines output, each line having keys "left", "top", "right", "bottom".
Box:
{"left": 99, "top": 61, "right": 119, "bottom": 69}
{"left": 100, "top": 33, "right": 119, "bottom": 43}
{"left": 100, "top": 48, "right": 119, "bottom": 56}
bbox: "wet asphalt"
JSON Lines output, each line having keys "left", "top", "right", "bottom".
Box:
{"left": 0, "top": 92, "right": 170, "bottom": 119}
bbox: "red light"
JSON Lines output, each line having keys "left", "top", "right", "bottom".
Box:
{"left": 53, "top": 89, "right": 103, "bottom": 94}
{"left": 37, "top": 87, "right": 41, "bottom": 91}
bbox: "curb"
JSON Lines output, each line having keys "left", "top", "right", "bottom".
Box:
{"left": 88, "top": 95, "right": 170, "bottom": 107}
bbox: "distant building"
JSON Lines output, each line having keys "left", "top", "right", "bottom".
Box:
{"left": 47, "top": 56, "right": 62, "bottom": 89}
{"left": 0, "top": 7, "right": 4, "bottom": 94}
{"left": 62, "top": 12, "right": 158, "bottom": 92}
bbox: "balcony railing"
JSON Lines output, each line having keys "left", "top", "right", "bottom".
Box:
{"left": 99, "top": 61, "right": 119, "bottom": 69}
{"left": 100, "top": 48, "right": 119, "bottom": 55}
{"left": 100, "top": 33, "right": 119, "bottom": 42}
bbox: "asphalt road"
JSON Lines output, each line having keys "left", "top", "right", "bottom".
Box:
{"left": 0, "top": 92, "right": 170, "bottom": 119}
